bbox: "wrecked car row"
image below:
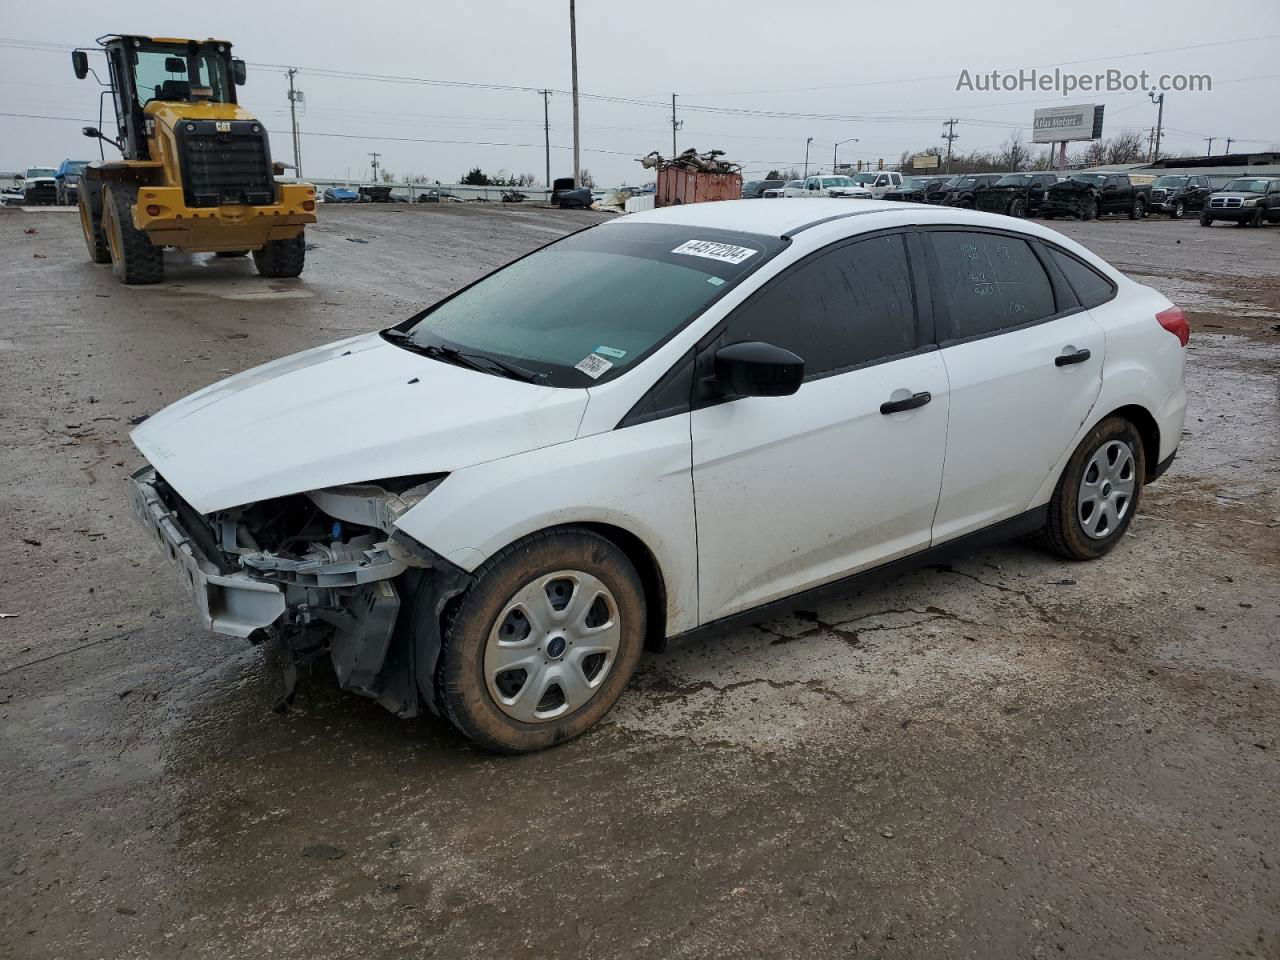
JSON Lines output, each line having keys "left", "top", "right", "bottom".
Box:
{"left": 129, "top": 199, "right": 1187, "bottom": 753}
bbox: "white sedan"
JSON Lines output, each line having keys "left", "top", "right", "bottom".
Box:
{"left": 130, "top": 199, "right": 1189, "bottom": 752}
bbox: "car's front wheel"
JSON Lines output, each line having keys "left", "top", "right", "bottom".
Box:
{"left": 1170, "top": 200, "right": 1185, "bottom": 219}
{"left": 434, "top": 528, "right": 646, "bottom": 753}
{"left": 1043, "top": 417, "right": 1146, "bottom": 561}
{"left": 1200, "top": 212, "right": 1213, "bottom": 227}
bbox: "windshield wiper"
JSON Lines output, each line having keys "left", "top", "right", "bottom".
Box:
{"left": 382, "top": 330, "right": 543, "bottom": 382}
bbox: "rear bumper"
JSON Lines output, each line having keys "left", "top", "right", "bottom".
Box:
{"left": 129, "top": 467, "right": 286, "bottom": 638}
{"left": 131, "top": 183, "right": 317, "bottom": 251}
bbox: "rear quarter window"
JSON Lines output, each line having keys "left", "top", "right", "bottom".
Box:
{"left": 1046, "top": 247, "right": 1116, "bottom": 310}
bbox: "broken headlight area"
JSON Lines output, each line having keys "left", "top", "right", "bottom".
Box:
{"left": 135, "top": 469, "right": 455, "bottom": 715}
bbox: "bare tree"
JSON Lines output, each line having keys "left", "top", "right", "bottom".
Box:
{"left": 1105, "top": 130, "right": 1147, "bottom": 164}
{"left": 997, "top": 133, "right": 1031, "bottom": 171}
{"left": 579, "top": 168, "right": 595, "bottom": 189}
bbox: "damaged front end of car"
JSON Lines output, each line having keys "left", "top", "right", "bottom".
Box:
{"left": 129, "top": 467, "right": 471, "bottom": 716}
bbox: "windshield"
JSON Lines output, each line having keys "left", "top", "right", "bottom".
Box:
{"left": 995, "top": 174, "right": 1032, "bottom": 187}
{"left": 785, "top": 180, "right": 803, "bottom": 188}
{"left": 130, "top": 41, "right": 233, "bottom": 105}
{"left": 1223, "top": 179, "right": 1272, "bottom": 193}
{"left": 852, "top": 173, "right": 878, "bottom": 185}
{"left": 393, "top": 223, "right": 785, "bottom": 387}
{"left": 25, "top": 168, "right": 56, "bottom": 178}
{"left": 956, "top": 176, "right": 984, "bottom": 188}
{"left": 821, "top": 177, "right": 853, "bottom": 187}
{"left": 1152, "top": 176, "right": 1188, "bottom": 188}
{"left": 1069, "top": 174, "right": 1107, "bottom": 186}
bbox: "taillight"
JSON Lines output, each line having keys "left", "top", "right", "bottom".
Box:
{"left": 145, "top": 204, "right": 161, "bottom": 217}
{"left": 1156, "top": 306, "right": 1189, "bottom": 347}
{"left": 302, "top": 200, "right": 315, "bottom": 211}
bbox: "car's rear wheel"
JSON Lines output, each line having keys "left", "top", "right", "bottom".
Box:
{"left": 1043, "top": 417, "right": 1146, "bottom": 561}
{"left": 1129, "top": 197, "right": 1146, "bottom": 219}
{"left": 434, "top": 528, "right": 646, "bottom": 753}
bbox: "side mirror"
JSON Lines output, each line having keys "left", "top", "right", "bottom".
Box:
{"left": 714, "top": 341, "right": 804, "bottom": 398}
{"left": 14, "top": 174, "right": 23, "bottom": 181}
{"left": 72, "top": 50, "right": 89, "bottom": 79}
{"left": 232, "top": 58, "right": 247, "bottom": 85}
{"left": 82, "top": 126, "right": 100, "bottom": 139}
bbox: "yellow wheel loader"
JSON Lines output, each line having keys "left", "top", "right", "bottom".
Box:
{"left": 71, "top": 35, "right": 316, "bottom": 285}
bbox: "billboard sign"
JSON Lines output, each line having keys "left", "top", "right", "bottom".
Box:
{"left": 1032, "top": 103, "right": 1105, "bottom": 143}
{"left": 912, "top": 153, "right": 940, "bottom": 169}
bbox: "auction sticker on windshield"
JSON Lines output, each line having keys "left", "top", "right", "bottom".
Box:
{"left": 671, "top": 240, "right": 758, "bottom": 265}
{"left": 575, "top": 354, "right": 614, "bottom": 379}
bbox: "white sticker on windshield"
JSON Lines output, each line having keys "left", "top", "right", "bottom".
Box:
{"left": 671, "top": 239, "right": 758, "bottom": 265}
{"left": 575, "top": 354, "right": 614, "bottom": 379}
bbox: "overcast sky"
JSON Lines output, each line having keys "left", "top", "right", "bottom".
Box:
{"left": 2, "top": 0, "right": 1277, "bottom": 185}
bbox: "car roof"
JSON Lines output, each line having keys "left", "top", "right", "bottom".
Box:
{"left": 613, "top": 197, "right": 1082, "bottom": 239}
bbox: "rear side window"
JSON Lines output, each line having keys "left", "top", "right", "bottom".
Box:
{"left": 725, "top": 233, "right": 917, "bottom": 377}
{"left": 929, "top": 231, "right": 1057, "bottom": 339}
{"left": 1047, "top": 247, "right": 1115, "bottom": 309}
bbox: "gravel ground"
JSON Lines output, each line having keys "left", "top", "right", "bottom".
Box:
{"left": 1, "top": 204, "right": 1278, "bottom": 960}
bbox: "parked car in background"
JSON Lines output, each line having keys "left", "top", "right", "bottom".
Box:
{"left": 939, "top": 173, "right": 1003, "bottom": 208}
{"left": 127, "top": 199, "right": 1188, "bottom": 753}
{"left": 776, "top": 180, "right": 807, "bottom": 198}
{"left": 802, "top": 175, "right": 873, "bottom": 199}
{"left": 849, "top": 171, "right": 904, "bottom": 198}
{"left": 924, "top": 176, "right": 961, "bottom": 204}
{"left": 1, "top": 184, "right": 24, "bottom": 206}
{"left": 742, "top": 179, "right": 785, "bottom": 199}
{"left": 883, "top": 176, "right": 950, "bottom": 203}
{"left": 324, "top": 186, "right": 359, "bottom": 203}
{"left": 551, "top": 177, "right": 593, "bottom": 209}
{"left": 19, "top": 166, "right": 58, "bottom": 205}
{"left": 1039, "top": 173, "right": 1150, "bottom": 221}
{"left": 417, "top": 188, "right": 460, "bottom": 203}
{"left": 973, "top": 172, "right": 1061, "bottom": 218}
{"left": 1200, "top": 177, "right": 1280, "bottom": 227}
{"left": 1148, "top": 174, "right": 1226, "bottom": 219}
{"left": 55, "top": 159, "right": 89, "bottom": 206}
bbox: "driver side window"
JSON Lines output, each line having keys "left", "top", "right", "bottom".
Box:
{"left": 721, "top": 233, "right": 918, "bottom": 379}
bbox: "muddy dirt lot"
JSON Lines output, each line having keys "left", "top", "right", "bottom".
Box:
{"left": 2, "top": 204, "right": 1278, "bottom": 960}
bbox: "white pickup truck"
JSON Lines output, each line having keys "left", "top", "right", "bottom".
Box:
{"left": 849, "top": 171, "right": 904, "bottom": 198}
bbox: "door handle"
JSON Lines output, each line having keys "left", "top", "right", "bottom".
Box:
{"left": 880, "top": 391, "right": 932, "bottom": 415}
{"left": 1055, "top": 347, "right": 1091, "bottom": 367}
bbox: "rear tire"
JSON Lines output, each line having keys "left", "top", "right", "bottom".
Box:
{"left": 252, "top": 231, "right": 306, "bottom": 278}
{"left": 1128, "top": 197, "right": 1146, "bottom": 220}
{"left": 1042, "top": 417, "right": 1146, "bottom": 561}
{"left": 103, "top": 183, "right": 163, "bottom": 284}
{"left": 79, "top": 189, "right": 110, "bottom": 264}
{"left": 434, "top": 528, "right": 646, "bottom": 753}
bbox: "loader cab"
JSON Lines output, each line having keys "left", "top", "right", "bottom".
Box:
{"left": 73, "top": 36, "right": 246, "bottom": 161}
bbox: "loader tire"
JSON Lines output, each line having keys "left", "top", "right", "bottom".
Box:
{"left": 79, "top": 189, "right": 110, "bottom": 264}
{"left": 103, "top": 183, "right": 163, "bottom": 284}
{"left": 252, "top": 232, "right": 306, "bottom": 278}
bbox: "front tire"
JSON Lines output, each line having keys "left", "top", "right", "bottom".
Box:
{"left": 1200, "top": 213, "right": 1213, "bottom": 227}
{"left": 252, "top": 232, "right": 306, "bottom": 278}
{"left": 103, "top": 183, "right": 163, "bottom": 284}
{"left": 1010, "top": 198, "right": 1026, "bottom": 218}
{"left": 1043, "top": 417, "right": 1146, "bottom": 561}
{"left": 79, "top": 189, "right": 110, "bottom": 264}
{"left": 434, "top": 528, "right": 646, "bottom": 753}
{"left": 1170, "top": 200, "right": 1185, "bottom": 219}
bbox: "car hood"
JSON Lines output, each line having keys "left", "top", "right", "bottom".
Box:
{"left": 131, "top": 333, "right": 589, "bottom": 514}
{"left": 1212, "top": 192, "right": 1263, "bottom": 200}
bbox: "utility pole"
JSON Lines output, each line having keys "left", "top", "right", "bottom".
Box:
{"left": 1146, "top": 127, "right": 1157, "bottom": 160}
{"left": 1149, "top": 91, "right": 1164, "bottom": 162}
{"left": 368, "top": 151, "right": 381, "bottom": 181}
{"left": 1203, "top": 137, "right": 1215, "bottom": 156}
{"left": 670, "top": 93, "right": 682, "bottom": 158}
{"left": 1224, "top": 137, "right": 1234, "bottom": 154}
{"left": 569, "top": 0, "right": 581, "bottom": 187}
{"left": 942, "top": 118, "right": 959, "bottom": 173}
{"left": 286, "top": 68, "right": 303, "bottom": 177}
{"left": 539, "top": 89, "right": 552, "bottom": 190}
{"left": 803, "top": 137, "right": 813, "bottom": 177}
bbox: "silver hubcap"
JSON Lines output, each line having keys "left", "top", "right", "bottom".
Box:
{"left": 484, "top": 570, "right": 621, "bottom": 723}
{"left": 1077, "top": 440, "right": 1136, "bottom": 540}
